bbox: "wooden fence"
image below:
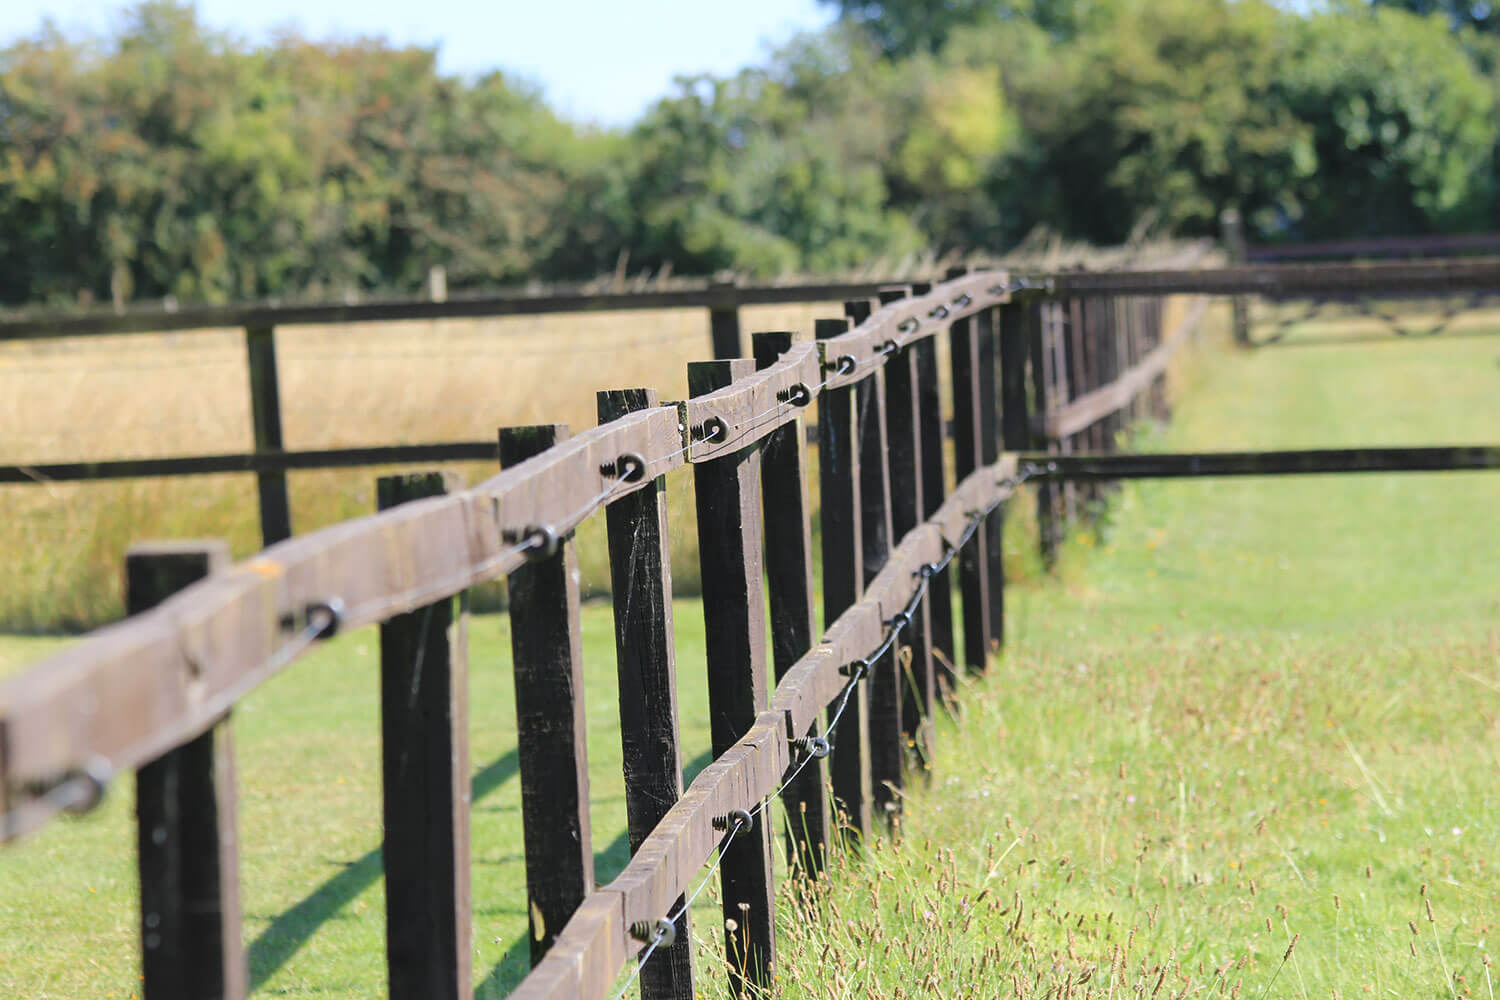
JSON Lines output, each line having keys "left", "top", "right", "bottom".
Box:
{"left": 18, "top": 251, "right": 1500, "bottom": 1000}
{"left": 0, "top": 263, "right": 1216, "bottom": 1000}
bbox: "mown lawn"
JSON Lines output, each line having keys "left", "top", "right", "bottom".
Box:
{"left": 762, "top": 316, "right": 1500, "bottom": 998}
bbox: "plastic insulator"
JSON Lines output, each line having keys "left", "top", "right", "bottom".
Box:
{"left": 522, "top": 525, "right": 560, "bottom": 562}
{"left": 696, "top": 417, "right": 728, "bottom": 443}
{"left": 918, "top": 562, "right": 939, "bottom": 579}
{"left": 712, "top": 808, "right": 754, "bottom": 834}
{"left": 896, "top": 318, "right": 919, "bottom": 335}
{"left": 615, "top": 452, "right": 647, "bottom": 483}
{"left": 62, "top": 756, "right": 112, "bottom": 815}
{"left": 928, "top": 304, "right": 950, "bottom": 320}
{"left": 802, "top": 736, "right": 832, "bottom": 759}
{"left": 880, "top": 339, "right": 900, "bottom": 357}
{"left": 629, "top": 917, "right": 677, "bottom": 948}
{"left": 887, "top": 611, "right": 911, "bottom": 631}
{"left": 835, "top": 354, "right": 858, "bottom": 375}
{"left": 784, "top": 383, "right": 812, "bottom": 407}
{"left": 953, "top": 293, "right": 973, "bottom": 308}
{"left": 307, "top": 598, "right": 345, "bottom": 640}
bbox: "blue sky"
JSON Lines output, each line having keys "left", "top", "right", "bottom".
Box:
{"left": 0, "top": 0, "right": 837, "bottom": 125}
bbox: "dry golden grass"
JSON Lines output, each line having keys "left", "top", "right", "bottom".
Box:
{"left": 0, "top": 302, "right": 840, "bottom": 630}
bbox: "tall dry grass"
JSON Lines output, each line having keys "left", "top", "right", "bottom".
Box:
{"left": 0, "top": 302, "right": 839, "bottom": 630}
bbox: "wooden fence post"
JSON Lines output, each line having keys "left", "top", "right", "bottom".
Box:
{"left": 709, "top": 278, "right": 743, "bottom": 360}
{"left": 598, "top": 387, "right": 696, "bottom": 1000}
{"left": 814, "top": 317, "right": 870, "bottom": 843}
{"left": 945, "top": 268, "right": 992, "bottom": 671}
{"left": 846, "top": 297, "right": 902, "bottom": 824}
{"left": 976, "top": 303, "right": 1005, "bottom": 655}
{"left": 689, "top": 359, "right": 776, "bottom": 995}
{"left": 128, "top": 541, "right": 245, "bottom": 1000}
{"left": 1221, "top": 209, "right": 1251, "bottom": 346}
{"left": 910, "top": 283, "right": 957, "bottom": 704}
{"left": 244, "top": 324, "right": 292, "bottom": 545}
{"left": 1028, "top": 302, "right": 1060, "bottom": 569}
{"left": 498, "top": 425, "right": 594, "bottom": 965}
{"left": 376, "top": 472, "right": 472, "bottom": 1000}
{"left": 750, "top": 333, "right": 831, "bottom": 878}
{"left": 875, "top": 288, "right": 935, "bottom": 771}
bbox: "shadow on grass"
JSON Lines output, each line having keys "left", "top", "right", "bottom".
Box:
{"left": 248, "top": 745, "right": 716, "bottom": 994}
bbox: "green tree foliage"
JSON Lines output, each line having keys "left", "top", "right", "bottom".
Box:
{"left": 0, "top": 2, "right": 579, "bottom": 305}
{"left": 1276, "top": 6, "right": 1495, "bottom": 238}
{"left": 1372, "top": 0, "right": 1500, "bottom": 34}
{"left": 2, "top": 0, "right": 1499, "bottom": 307}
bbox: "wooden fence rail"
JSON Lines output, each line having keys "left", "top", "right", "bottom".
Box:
{"left": 1, "top": 266, "right": 1202, "bottom": 1000}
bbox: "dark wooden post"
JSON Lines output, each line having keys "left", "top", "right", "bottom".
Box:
{"left": 1221, "top": 209, "right": 1251, "bottom": 346}
{"left": 875, "top": 287, "right": 935, "bottom": 771}
{"left": 911, "top": 284, "right": 957, "bottom": 700}
{"left": 1029, "top": 301, "right": 1059, "bottom": 568}
{"left": 598, "top": 388, "right": 695, "bottom": 1000}
{"left": 846, "top": 296, "right": 902, "bottom": 825}
{"left": 499, "top": 425, "right": 594, "bottom": 965}
{"left": 814, "top": 317, "right": 870, "bottom": 842}
{"left": 377, "top": 472, "right": 472, "bottom": 1000}
{"left": 244, "top": 324, "right": 292, "bottom": 545}
{"left": 129, "top": 541, "right": 245, "bottom": 1000}
{"left": 999, "top": 301, "right": 1032, "bottom": 453}
{"left": 709, "top": 278, "right": 743, "bottom": 360}
{"left": 945, "top": 268, "right": 992, "bottom": 673}
{"left": 976, "top": 304, "right": 1005, "bottom": 655}
{"left": 751, "top": 333, "right": 831, "bottom": 878}
{"left": 689, "top": 359, "right": 776, "bottom": 995}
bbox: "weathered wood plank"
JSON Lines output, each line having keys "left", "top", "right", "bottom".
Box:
{"left": 128, "top": 541, "right": 245, "bottom": 1000}
{"left": 815, "top": 315, "right": 870, "bottom": 842}
{"left": 689, "top": 359, "right": 776, "bottom": 995}
{"left": 856, "top": 362, "right": 902, "bottom": 824}
{"left": 976, "top": 305, "right": 1005, "bottom": 659}
{"left": 751, "top": 332, "right": 830, "bottom": 878}
{"left": 816, "top": 273, "right": 1011, "bottom": 391}
{"left": 947, "top": 268, "right": 992, "bottom": 674}
{"left": 876, "top": 286, "right": 935, "bottom": 772}
{"left": 500, "top": 426, "right": 594, "bottom": 965}
{"left": 683, "top": 342, "right": 821, "bottom": 462}
{"left": 597, "top": 387, "right": 695, "bottom": 1000}
{"left": 377, "top": 471, "right": 471, "bottom": 1000}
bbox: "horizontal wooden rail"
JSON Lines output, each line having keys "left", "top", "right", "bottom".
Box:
{"left": 1247, "top": 232, "right": 1500, "bottom": 262}
{"left": 0, "top": 443, "right": 500, "bottom": 484}
{"left": 508, "top": 454, "right": 1019, "bottom": 1000}
{"left": 0, "top": 279, "right": 910, "bottom": 341}
{"left": 1042, "top": 258, "right": 1500, "bottom": 298}
{"left": 1026, "top": 446, "right": 1500, "bottom": 480}
{"left": 1043, "top": 296, "right": 1211, "bottom": 439}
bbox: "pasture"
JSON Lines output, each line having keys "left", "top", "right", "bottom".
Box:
{"left": 1, "top": 300, "right": 1497, "bottom": 998}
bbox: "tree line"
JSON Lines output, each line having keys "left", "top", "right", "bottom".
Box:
{"left": 2, "top": 0, "right": 1497, "bottom": 307}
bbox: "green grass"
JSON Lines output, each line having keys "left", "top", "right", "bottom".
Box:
{"left": 3, "top": 311, "right": 1499, "bottom": 999}
{"left": 761, "top": 316, "right": 1500, "bottom": 998}
{"left": 0, "top": 599, "right": 719, "bottom": 999}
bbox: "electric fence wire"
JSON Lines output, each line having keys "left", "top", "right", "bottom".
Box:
{"left": 608, "top": 461, "right": 1036, "bottom": 1000}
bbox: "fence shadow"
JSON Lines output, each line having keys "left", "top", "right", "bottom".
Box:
{"left": 247, "top": 746, "right": 521, "bottom": 989}
{"left": 247, "top": 743, "right": 716, "bottom": 993}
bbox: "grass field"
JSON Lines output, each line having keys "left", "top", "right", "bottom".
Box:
{"left": 765, "top": 313, "right": 1500, "bottom": 998}
{"left": 2, "top": 303, "right": 1498, "bottom": 998}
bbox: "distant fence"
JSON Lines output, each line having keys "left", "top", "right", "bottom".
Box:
{"left": 0, "top": 264, "right": 1209, "bottom": 1000}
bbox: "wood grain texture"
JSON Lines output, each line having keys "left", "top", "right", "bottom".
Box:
{"left": 752, "top": 332, "right": 830, "bottom": 878}
{"left": 128, "top": 541, "right": 245, "bottom": 1000}
{"left": 376, "top": 471, "right": 471, "bottom": 1000}
{"left": 689, "top": 359, "right": 776, "bottom": 995}
{"left": 500, "top": 426, "right": 594, "bottom": 965}
{"left": 597, "top": 387, "right": 695, "bottom": 1000}
{"left": 683, "top": 342, "right": 820, "bottom": 462}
